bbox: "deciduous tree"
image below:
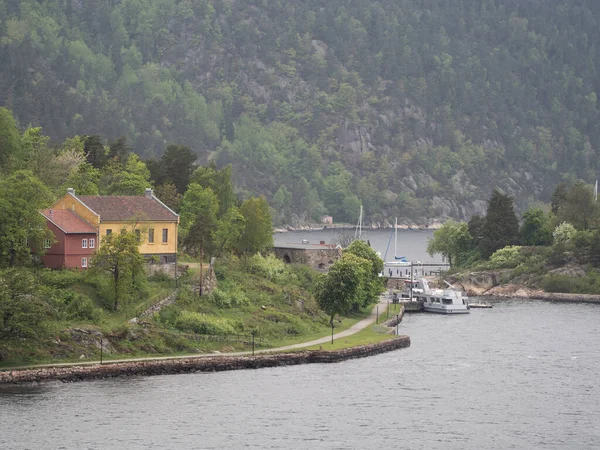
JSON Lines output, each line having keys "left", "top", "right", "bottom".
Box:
{"left": 520, "top": 207, "right": 553, "bottom": 246}
{"left": 0, "top": 269, "right": 51, "bottom": 339}
{"left": 558, "top": 181, "right": 598, "bottom": 230}
{"left": 90, "top": 231, "right": 145, "bottom": 311}
{"left": 427, "top": 220, "right": 474, "bottom": 267}
{"left": 313, "top": 253, "right": 368, "bottom": 325}
{"left": 0, "top": 107, "right": 22, "bottom": 173}
{"left": 0, "top": 171, "right": 54, "bottom": 267}
{"left": 237, "top": 197, "right": 273, "bottom": 255}
{"left": 182, "top": 188, "right": 219, "bottom": 259}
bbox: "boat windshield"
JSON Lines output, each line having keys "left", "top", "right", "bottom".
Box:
{"left": 442, "top": 298, "right": 453, "bottom": 305}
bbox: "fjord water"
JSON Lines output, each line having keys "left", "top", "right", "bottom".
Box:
{"left": 275, "top": 228, "right": 438, "bottom": 262}
{"left": 2, "top": 231, "right": 600, "bottom": 449}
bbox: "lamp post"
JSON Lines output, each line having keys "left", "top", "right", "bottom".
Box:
{"left": 331, "top": 321, "right": 334, "bottom": 344}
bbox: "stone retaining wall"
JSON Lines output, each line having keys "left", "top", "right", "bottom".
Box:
{"left": 381, "top": 305, "right": 405, "bottom": 328}
{"left": 0, "top": 337, "right": 410, "bottom": 385}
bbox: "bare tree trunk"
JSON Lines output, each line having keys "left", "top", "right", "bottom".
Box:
{"left": 113, "top": 268, "right": 120, "bottom": 311}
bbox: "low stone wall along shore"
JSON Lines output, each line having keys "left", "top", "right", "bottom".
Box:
{"left": 0, "top": 337, "right": 410, "bottom": 385}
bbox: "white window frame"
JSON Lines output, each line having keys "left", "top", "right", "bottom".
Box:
{"left": 89, "top": 238, "right": 95, "bottom": 249}
{"left": 81, "top": 257, "right": 88, "bottom": 268}
{"left": 82, "top": 238, "right": 88, "bottom": 248}
{"left": 44, "top": 239, "right": 51, "bottom": 249}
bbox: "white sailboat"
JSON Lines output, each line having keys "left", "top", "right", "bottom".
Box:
{"left": 354, "top": 205, "right": 363, "bottom": 241}
{"left": 384, "top": 217, "right": 411, "bottom": 277}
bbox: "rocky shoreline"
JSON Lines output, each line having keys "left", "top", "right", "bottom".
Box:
{"left": 478, "top": 285, "right": 600, "bottom": 303}
{"left": 274, "top": 223, "right": 441, "bottom": 233}
{"left": 0, "top": 337, "right": 410, "bottom": 385}
{"left": 456, "top": 272, "right": 600, "bottom": 304}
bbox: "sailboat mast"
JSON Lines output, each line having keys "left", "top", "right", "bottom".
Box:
{"left": 394, "top": 217, "right": 397, "bottom": 258}
{"left": 359, "top": 205, "right": 362, "bottom": 240}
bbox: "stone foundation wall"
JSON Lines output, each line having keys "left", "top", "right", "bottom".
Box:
{"left": 0, "top": 337, "right": 410, "bottom": 385}
{"left": 272, "top": 247, "right": 342, "bottom": 271}
{"left": 145, "top": 263, "right": 188, "bottom": 278}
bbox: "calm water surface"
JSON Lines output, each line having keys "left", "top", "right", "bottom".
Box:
{"left": 2, "top": 231, "right": 599, "bottom": 449}
{"left": 2, "top": 300, "right": 599, "bottom": 449}
{"left": 275, "top": 228, "right": 436, "bottom": 262}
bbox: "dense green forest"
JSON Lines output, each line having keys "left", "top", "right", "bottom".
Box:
{"left": 2, "top": 0, "right": 600, "bottom": 225}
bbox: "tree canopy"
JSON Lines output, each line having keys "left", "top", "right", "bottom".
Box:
{"left": 481, "top": 190, "right": 520, "bottom": 259}
{"left": 90, "top": 230, "right": 145, "bottom": 311}
{"left": 0, "top": 171, "right": 54, "bottom": 267}
{"left": 4, "top": 1, "right": 600, "bottom": 224}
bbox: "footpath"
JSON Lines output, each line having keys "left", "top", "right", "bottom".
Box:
{"left": 2, "top": 295, "right": 395, "bottom": 372}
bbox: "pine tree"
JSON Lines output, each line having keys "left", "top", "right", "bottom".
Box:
{"left": 480, "top": 189, "right": 519, "bottom": 258}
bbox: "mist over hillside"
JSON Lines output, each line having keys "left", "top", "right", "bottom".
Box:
{"left": 2, "top": 0, "right": 599, "bottom": 226}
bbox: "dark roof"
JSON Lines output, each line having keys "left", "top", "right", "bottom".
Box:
{"left": 78, "top": 195, "right": 178, "bottom": 222}
{"left": 41, "top": 209, "right": 97, "bottom": 234}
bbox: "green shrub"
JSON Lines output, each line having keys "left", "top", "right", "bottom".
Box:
{"left": 541, "top": 271, "right": 600, "bottom": 294}
{"left": 553, "top": 222, "right": 576, "bottom": 244}
{"left": 148, "top": 271, "right": 172, "bottom": 283}
{"left": 262, "top": 310, "right": 309, "bottom": 336}
{"left": 157, "top": 304, "right": 180, "bottom": 325}
{"left": 174, "top": 311, "right": 236, "bottom": 335}
{"left": 488, "top": 246, "right": 523, "bottom": 269}
{"left": 174, "top": 286, "right": 195, "bottom": 308}
{"left": 65, "top": 293, "right": 103, "bottom": 322}
{"left": 37, "top": 269, "right": 83, "bottom": 288}
{"left": 206, "top": 288, "right": 249, "bottom": 308}
{"left": 248, "top": 253, "right": 292, "bottom": 283}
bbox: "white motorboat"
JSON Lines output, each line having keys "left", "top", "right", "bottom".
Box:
{"left": 412, "top": 278, "right": 470, "bottom": 314}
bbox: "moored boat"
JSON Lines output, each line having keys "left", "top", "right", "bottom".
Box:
{"left": 413, "top": 278, "right": 470, "bottom": 314}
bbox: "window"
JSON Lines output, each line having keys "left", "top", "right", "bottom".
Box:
{"left": 44, "top": 239, "right": 51, "bottom": 249}
{"left": 82, "top": 239, "right": 88, "bottom": 248}
{"left": 106, "top": 229, "right": 112, "bottom": 236}
{"left": 148, "top": 228, "right": 155, "bottom": 243}
{"left": 442, "top": 298, "right": 453, "bottom": 305}
{"left": 81, "top": 258, "right": 87, "bottom": 268}
{"left": 135, "top": 229, "right": 141, "bottom": 243}
{"left": 89, "top": 238, "right": 95, "bottom": 249}
{"left": 162, "top": 228, "right": 168, "bottom": 243}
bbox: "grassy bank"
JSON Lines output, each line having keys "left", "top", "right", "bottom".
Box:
{"left": 0, "top": 254, "right": 384, "bottom": 368}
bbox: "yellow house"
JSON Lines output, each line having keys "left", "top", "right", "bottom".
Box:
{"left": 50, "top": 188, "right": 179, "bottom": 263}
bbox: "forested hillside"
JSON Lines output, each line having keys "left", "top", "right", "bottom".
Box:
{"left": 2, "top": 0, "right": 600, "bottom": 226}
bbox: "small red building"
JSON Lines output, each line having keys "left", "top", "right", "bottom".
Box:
{"left": 40, "top": 209, "right": 98, "bottom": 270}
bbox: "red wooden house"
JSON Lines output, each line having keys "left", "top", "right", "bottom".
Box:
{"left": 40, "top": 209, "right": 98, "bottom": 270}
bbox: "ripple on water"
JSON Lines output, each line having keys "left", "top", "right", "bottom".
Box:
{"left": 1, "top": 300, "right": 600, "bottom": 449}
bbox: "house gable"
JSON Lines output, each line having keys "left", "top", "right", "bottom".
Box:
{"left": 50, "top": 190, "right": 100, "bottom": 227}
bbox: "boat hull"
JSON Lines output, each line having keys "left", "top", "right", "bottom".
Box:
{"left": 423, "top": 306, "right": 470, "bottom": 314}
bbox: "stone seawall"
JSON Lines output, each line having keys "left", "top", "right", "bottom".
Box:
{"left": 0, "top": 337, "right": 410, "bottom": 385}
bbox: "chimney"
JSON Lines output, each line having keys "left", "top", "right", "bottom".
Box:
{"left": 145, "top": 188, "right": 153, "bottom": 198}
{"left": 67, "top": 188, "right": 75, "bottom": 196}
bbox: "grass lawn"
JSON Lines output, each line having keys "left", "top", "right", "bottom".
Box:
{"left": 301, "top": 324, "right": 395, "bottom": 351}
